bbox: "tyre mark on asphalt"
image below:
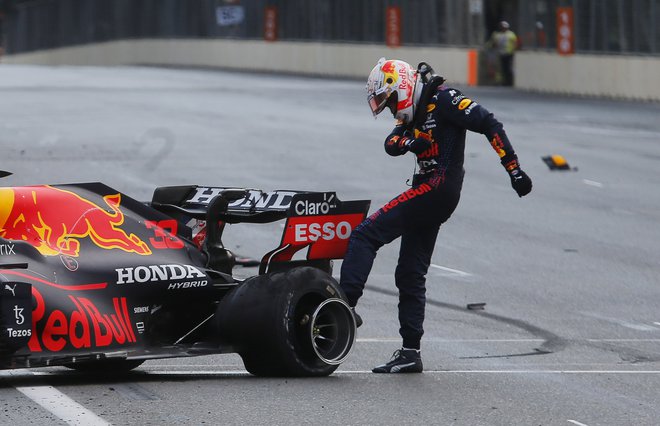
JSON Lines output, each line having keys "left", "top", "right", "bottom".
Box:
{"left": 136, "top": 127, "right": 176, "bottom": 171}
{"left": 366, "top": 286, "right": 567, "bottom": 357}
{"left": 584, "top": 340, "right": 660, "bottom": 364}
{"left": 368, "top": 287, "right": 660, "bottom": 363}
{"left": 110, "top": 383, "right": 160, "bottom": 401}
{"left": 574, "top": 312, "right": 660, "bottom": 362}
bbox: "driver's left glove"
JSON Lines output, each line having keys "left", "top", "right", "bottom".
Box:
{"left": 509, "top": 167, "right": 532, "bottom": 197}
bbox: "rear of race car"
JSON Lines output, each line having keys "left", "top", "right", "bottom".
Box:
{"left": 153, "top": 186, "right": 372, "bottom": 376}
{"left": 0, "top": 182, "right": 370, "bottom": 376}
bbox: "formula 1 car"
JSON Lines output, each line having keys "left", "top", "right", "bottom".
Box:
{"left": 0, "top": 180, "right": 370, "bottom": 376}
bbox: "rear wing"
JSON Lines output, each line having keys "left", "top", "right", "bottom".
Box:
{"left": 152, "top": 185, "right": 303, "bottom": 223}
{"left": 151, "top": 186, "right": 371, "bottom": 271}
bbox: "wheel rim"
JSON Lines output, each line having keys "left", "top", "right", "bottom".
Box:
{"left": 307, "top": 298, "right": 356, "bottom": 365}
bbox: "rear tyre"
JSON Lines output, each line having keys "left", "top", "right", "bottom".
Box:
{"left": 216, "top": 267, "right": 356, "bottom": 377}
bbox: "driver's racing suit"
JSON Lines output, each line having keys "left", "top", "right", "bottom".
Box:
{"left": 340, "top": 85, "right": 524, "bottom": 350}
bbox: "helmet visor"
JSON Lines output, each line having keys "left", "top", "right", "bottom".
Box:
{"left": 367, "top": 90, "right": 390, "bottom": 116}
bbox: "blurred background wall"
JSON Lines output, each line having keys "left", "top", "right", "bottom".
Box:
{"left": 0, "top": 0, "right": 658, "bottom": 100}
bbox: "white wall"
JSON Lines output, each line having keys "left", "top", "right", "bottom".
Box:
{"left": 516, "top": 51, "right": 660, "bottom": 101}
{"left": 2, "top": 39, "right": 659, "bottom": 101}
{"left": 0, "top": 39, "right": 471, "bottom": 83}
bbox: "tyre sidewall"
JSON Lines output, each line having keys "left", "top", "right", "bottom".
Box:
{"left": 216, "top": 266, "right": 349, "bottom": 376}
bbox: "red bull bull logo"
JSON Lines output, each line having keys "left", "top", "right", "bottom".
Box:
{"left": 381, "top": 60, "right": 397, "bottom": 75}
{"left": 381, "top": 61, "right": 399, "bottom": 89}
{"left": 0, "top": 186, "right": 151, "bottom": 257}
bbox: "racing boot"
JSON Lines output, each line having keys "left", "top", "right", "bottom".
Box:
{"left": 372, "top": 348, "right": 423, "bottom": 373}
{"left": 351, "top": 307, "right": 363, "bottom": 328}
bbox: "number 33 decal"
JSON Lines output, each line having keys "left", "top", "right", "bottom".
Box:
{"left": 145, "top": 220, "right": 185, "bottom": 249}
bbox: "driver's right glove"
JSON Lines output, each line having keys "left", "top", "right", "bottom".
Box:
{"left": 402, "top": 131, "right": 432, "bottom": 155}
{"left": 405, "top": 138, "right": 432, "bottom": 154}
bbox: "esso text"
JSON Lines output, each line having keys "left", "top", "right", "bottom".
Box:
{"left": 294, "top": 221, "right": 352, "bottom": 243}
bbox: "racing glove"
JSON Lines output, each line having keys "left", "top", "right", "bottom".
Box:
{"left": 502, "top": 157, "right": 532, "bottom": 197}
{"left": 508, "top": 167, "right": 532, "bottom": 197}
{"left": 405, "top": 138, "right": 432, "bottom": 155}
{"left": 402, "top": 130, "right": 432, "bottom": 155}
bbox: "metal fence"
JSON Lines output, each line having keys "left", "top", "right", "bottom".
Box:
{"left": 0, "top": 0, "right": 484, "bottom": 53}
{"left": 518, "top": 0, "right": 659, "bottom": 54}
{"left": 1, "top": 0, "right": 658, "bottom": 55}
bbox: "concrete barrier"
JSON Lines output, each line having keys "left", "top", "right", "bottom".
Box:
{"left": 0, "top": 39, "right": 471, "bottom": 84}
{"left": 516, "top": 51, "right": 660, "bottom": 101}
{"left": 2, "top": 39, "right": 658, "bottom": 101}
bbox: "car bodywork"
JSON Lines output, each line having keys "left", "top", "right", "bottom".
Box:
{"left": 0, "top": 182, "right": 370, "bottom": 376}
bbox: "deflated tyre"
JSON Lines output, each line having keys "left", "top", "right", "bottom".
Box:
{"left": 216, "top": 266, "right": 356, "bottom": 377}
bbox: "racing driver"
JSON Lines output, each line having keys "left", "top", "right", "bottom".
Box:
{"left": 340, "top": 58, "right": 532, "bottom": 373}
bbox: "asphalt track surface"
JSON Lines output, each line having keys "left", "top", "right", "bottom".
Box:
{"left": 0, "top": 65, "right": 659, "bottom": 425}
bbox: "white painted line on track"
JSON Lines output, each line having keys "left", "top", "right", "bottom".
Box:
{"left": 586, "top": 338, "right": 660, "bottom": 342}
{"left": 341, "top": 370, "right": 660, "bottom": 375}
{"left": 582, "top": 179, "right": 603, "bottom": 188}
{"left": 582, "top": 312, "right": 660, "bottom": 331}
{"left": 357, "top": 338, "right": 660, "bottom": 343}
{"left": 139, "top": 369, "right": 660, "bottom": 376}
{"left": 567, "top": 420, "right": 590, "bottom": 426}
{"left": 357, "top": 338, "right": 545, "bottom": 343}
{"left": 15, "top": 385, "right": 110, "bottom": 426}
{"left": 3, "top": 370, "right": 110, "bottom": 426}
{"left": 430, "top": 264, "right": 471, "bottom": 277}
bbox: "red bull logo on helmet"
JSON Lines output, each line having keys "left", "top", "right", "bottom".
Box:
{"left": 0, "top": 186, "right": 151, "bottom": 257}
{"left": 381, "top": 60, "right": 397, "bottom": 75}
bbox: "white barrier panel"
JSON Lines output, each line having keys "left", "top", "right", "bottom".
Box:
{"left": 2, "top": 39, "right": 659, "bottom": 101}
{"left": 516, "top": 51, "right": 660, "bottom": 101}
{"left": 0, "top": 39, "right": 471, "bottom": 84}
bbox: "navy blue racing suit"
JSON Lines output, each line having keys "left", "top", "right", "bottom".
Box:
{"left": 340, "top": 85, "right": 522, "bottom": 350}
